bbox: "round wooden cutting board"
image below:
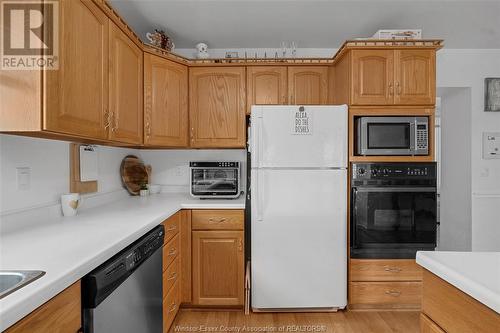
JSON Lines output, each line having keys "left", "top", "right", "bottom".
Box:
{"left": 120, "top": 155, "right": 149, "bottom": 195}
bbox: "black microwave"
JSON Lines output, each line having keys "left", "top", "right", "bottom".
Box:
{"left": 356, "top": 116, "right": 429, "bottom": 156}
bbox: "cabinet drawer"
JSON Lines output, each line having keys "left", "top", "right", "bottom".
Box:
{"left": 349, "top": 282, "right": 421, "bottom": 309}
{"left": 162, "top": 212, "right": 180, "bottom": 244}
{"left": 350, "top": 259, "right": 422, "bottom": 282}
{"left": 163, "top": 281, "right": 180, "bottom": 333}
{"left": 163, "top": 255, "right": 180, "bottom": 298}
{"left": 192, "top": 210, "right": 244, "bottom": 230}
{"left": 163, "top": 234, "right": 179, "bottom": 270}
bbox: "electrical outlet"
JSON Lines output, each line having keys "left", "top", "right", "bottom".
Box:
{"left": 16, "top": 167, "right": 31, "bottom": 190}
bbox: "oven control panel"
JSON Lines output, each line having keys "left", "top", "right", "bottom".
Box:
{"left": 352, "top": 162, "right": 436, "bottom": 180}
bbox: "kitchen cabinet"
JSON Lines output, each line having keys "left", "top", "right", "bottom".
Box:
{"left": 350, "top": 49, "right": 435, "bottom": 106}
{"left": 394, "top": 49, "right": 436, "bottom": 105}
{"left": 288, "top": 66, "right": 329, "bottom": 105}
{"left": 45, "top": 0, "right": 110, "bottom": 140}
{"left": 349, "top": 259, "right": 423, "bottom": 309}
{"left": 5, "top": 281, "right": 81, "bottom": 333}
{"left": 192, "top": 230, "right": 244, "bottom": 306}
{"left": 351, "top": 50, "right": 394, "bottom": 105}
{"left": 246, "top": 66, "right": 287, "bottom": 114}
{"left": 421, "top": 314, "right": 446, "bottom": 333}
{"left": 189, "top": 67, "right": 246, "bottom": 148}
{"left": 144, "top": 54, "right": 188, "bottom": 147}
{"left": 421, "top": 269, "right": 500, "bottom": 333}
{"left": 108, "top": 22, "right": 143, "bottom": 144}
{"left": 191, "top": 209, "right": 244, "bottom": 306}
{"left": 162, "top": 212, "right": 181, "bottom": 333}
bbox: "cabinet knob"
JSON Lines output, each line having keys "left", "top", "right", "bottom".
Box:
{"left": 385, "top": 290, "right": 401, "bottom": 297}
{"left": 384, "top": 266, "right": 402, "bottom": 273}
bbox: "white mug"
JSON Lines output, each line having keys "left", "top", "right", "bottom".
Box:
{"left": 61, "top": 193, "right": 80, "bottom": 217}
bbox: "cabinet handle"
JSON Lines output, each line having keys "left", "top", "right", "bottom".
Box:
{"left": 167, "top": 272, "right": 177, "bottom": 280}
{"left": 385, "top": 290, "right": 401, "bottom": 297}
{"left": 190, "top": 127, "right": 194, "bottom": 142}
{"left": 209, "top": 217, "right": 227, "bottom": 223}
{"left": 104, "top": 110, "right": 110, "bottom": 129}
{"left": 396, "top": 81, "right": 401, "bottom": 95}
{"left": 238, "top": 239, "right": 243, "bottom": 252}
{"left": 389, "top": 82, "right": 394, "bottom": 96}
{"left": 384, "top": 266, "right": 402, "bottom": 273}
{"left": 111, "top": 111, "right": 117, "bottom": 132}
{"left": 166, "top": 225, "right": 177, "bottom": 232}
{"left": 168, "top": 248, "right": 177, "bottom": 256}
{"left": 169, "top": 302, "right": 177, "bottom": 312}
{"left": 145, "top": 122, "right": 151, "bottom": 137}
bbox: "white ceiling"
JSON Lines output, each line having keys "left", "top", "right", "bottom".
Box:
{"left": 109, "top": 0, "right": 500, "bottom": 49}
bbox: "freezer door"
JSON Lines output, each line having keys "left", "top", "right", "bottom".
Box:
{"left": 250, "top": 105, "right": 347, "bottom": 168}
{"left": 251, "top": 169, "right": 347, "bottom": 309}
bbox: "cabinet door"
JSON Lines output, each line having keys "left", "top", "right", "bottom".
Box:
{"left": 420, "top": 314, "right": 446, "bottom": 333}
{"left": 44, "top": 0, "right": 109, "bottom": 139}
{"left": 189, "top": 67, "right": 246, "bottom": 148}
{"left": 144, "top": 54, "right": 188, "bottom": 147}
{"left": 247, "top": 66, "right": 287, "bottom": 114}
{"left": 351, "top": 50, "right": 394, "bottom": 105}
{"left": 288, "top": 66, "right": 328, "bottom": 105}
{"left": 192, "top": 230, "right": 244, "bottom": 306}
{"left": 108, "top": 23, "right": 143, "bottom": 144}
{"left": 395, "top": 49, "right": 435, "bottom": 105}
{"left": 5, "top": 282, "right": 81, "bottom": 333}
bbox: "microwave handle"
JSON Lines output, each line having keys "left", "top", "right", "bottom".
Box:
{"left": 410, "top": 120, "right": 417, "bottom": 150}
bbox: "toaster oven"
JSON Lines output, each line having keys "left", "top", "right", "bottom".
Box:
{"left": 190, "top": 162, "right": 241, "bottom": 199}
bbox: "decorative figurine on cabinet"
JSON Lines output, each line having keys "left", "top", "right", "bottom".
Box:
{"left": 195, "top": 42, "right": 210, "bottom": 59}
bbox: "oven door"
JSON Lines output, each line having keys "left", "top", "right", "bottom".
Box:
{"left": 191, "top": 168, "right": 239, "bottom": 197}
{"left": 359, "top": 118, "right": 416, "bottom": 155}
{"left": 351, "top": 186, "right": 436, "bottom": 258}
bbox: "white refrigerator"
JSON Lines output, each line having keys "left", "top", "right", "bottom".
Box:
{"left": 250, "top": 105, "right": 347, "bottom": 310}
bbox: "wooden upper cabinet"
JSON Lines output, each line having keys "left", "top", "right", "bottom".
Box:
{"left": 192, "top": 230, "right": 244, "bottom": 306}
{"left": 108, "top": 23, "right": 143, "bottom": 144}
{"left": 288, "top": 66, "right": 328, "bottom": 105}
{"left": 144, "top": 54, "right": 188, "bottom": 147}
{"left": 246, "top": 66, "right": 287, "bottom": 114}
{"left": 395, "top": 49, "right": 435, "bottom": 105}
{"left": 189, "top": 67, "right": 246, "bottom": 148}
{"left": 351, "top": 50, "right": 394, "bottom": 105}
{"left": 44, "top": 0, "right": 109, "bottom": 139}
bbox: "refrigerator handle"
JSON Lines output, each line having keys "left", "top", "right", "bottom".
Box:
{"left": 255, "top": 116, "right": 263, "bottom": 168}
{"left": 256, "top": 169, "right": 264, "bottom": 221}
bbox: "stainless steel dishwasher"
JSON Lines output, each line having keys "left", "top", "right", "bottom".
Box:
{"left": 82, "top": 225, "right": 164, "bottom": 333}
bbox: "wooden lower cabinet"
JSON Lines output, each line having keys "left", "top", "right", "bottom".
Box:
{"left": 421, "top": 313, "right": 446, "bottom": 333}
{"left": 163, "top": 281, "right": 181, "bottom": 333}
{"left": 5, "top": 281, "right": 81, "bottom": 333}
{"left": 421, "top": 269, "right": 500, "bottom": 333}
{"left": 192, "top": 230, "right": 244, "bottom": 306}
{"left": 349, "top": 259, "right": 423, "bottom": 309}
{"left": 162, "top": 212, "right": 181, "bottom": 333}
{"left": 350, "top": 281, "right": 421, "bottom": 309}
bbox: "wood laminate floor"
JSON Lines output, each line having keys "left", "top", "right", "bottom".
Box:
{"left": 169, "top": 309, "right": 420, "bottom": 333}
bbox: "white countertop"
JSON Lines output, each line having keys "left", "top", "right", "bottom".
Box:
{"left": 0, "top": 193, "right": 245, "bottom": 331}
{"left": 416, "top": 251, "right": 500, "bottom": 313}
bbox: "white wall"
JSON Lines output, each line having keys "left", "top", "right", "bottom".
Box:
{"left": 436, "top": 49, "right": 500, "bottom": 251}
{"left": 140, "top": 149, "right": 247, "bottom": 193}
{"left": 0, "top": 135, "right": 138, "bottom": 215}
{"left": 437, "top": 88, "right": 472, "bottom": 251}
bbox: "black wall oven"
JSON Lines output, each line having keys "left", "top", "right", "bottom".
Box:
{"left": 350, "top": 162, "right": 437, "bottom": 259}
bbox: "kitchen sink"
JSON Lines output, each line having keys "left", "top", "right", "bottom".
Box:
{"left": 0, "top": 271, "right": 45, "bottom": 299}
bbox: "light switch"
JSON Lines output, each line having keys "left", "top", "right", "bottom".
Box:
{"left": 483, "top": 132, "right": 500, "bottom": 159}
{"left": 16, "top": 167, "right": 31, "bottom": 190}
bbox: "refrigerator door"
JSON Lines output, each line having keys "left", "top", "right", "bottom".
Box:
{"left": 251, "top": 169, "right": 347, "bottom": 309}
{"left": 250, "top": 105, "right": 348, "bottom": 168}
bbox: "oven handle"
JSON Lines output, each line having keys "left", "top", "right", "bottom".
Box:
{"left": 354, "top": 187, "right": 436, "bottom": 193}
{"left": 351, "top": 188, "right": 358, "bottom": 249}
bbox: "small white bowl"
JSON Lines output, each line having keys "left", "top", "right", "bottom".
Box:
{"left": 148, "top": 184, "right": 161, "bottom": 194}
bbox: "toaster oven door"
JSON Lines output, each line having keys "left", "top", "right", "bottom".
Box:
{"left": 191, "top": 168, "right": 239, "bottom": 197}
